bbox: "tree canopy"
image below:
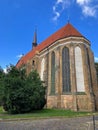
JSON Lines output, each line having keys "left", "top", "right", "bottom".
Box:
{"left": 0, "top": 66, "right": 5, "bottom": 105}
{"left": 0, "top": 65, "right": 46, "bottom": 114}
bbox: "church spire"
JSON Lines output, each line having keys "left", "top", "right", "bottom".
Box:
{"left": 32, "top": 29, "right": 37, "bottom": 49}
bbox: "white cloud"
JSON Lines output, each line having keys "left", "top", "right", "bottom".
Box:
{"left": 76, "top": 0, "right": 90, "bottom": 5}
{"left": 52, "top": 0, "right": 71, "bottom": 21}
{"left": 76, "top": 0, "right": 98, "bottom": 17}
{"left": 57, "top": 0, "right": 64, "bottom": 4}
{"left": 83, "top": 6, "right": 96, "bottom": 17}
{"left": 16, "top": 54, "right": 24, "bottom": 59}
{"left": 52, "top": 0, "right": 98, "bottom": 21}
{"left": 95, "top": 57, "right": 98, "bottom": 62}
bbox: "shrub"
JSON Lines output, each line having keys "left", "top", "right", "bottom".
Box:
{"left": 2, "top": 66, "right": 46, "bottom": 114}
{"left": 0, "top": 66, "right": 5, "bottom": 106}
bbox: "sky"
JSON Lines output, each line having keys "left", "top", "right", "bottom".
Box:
{"left": 0, "top": 0, "right": 98, "bottom": 70}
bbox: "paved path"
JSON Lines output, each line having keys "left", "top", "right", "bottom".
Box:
{"left": 0, "top": 116, "right": 98, "bottom": 130}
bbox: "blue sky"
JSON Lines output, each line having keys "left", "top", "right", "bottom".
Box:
{"left": 0, "top": 0, "right": 98, "bottom": 70}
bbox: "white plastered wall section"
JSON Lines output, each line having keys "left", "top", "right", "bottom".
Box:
{"left": 40, "top": 58, "right": 45, "bottom": 81}
{"left": 75, "top": 46, "right": 85, "bottom": 92}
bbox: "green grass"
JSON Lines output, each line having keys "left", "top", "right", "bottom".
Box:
{"left": 0, "top": 106, "right": 97, "bottom": 120}
{"left": 0, "top": 106, "right": 4, "bottom": 113}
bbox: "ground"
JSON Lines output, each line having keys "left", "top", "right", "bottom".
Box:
{"left": 0, "top": 116, "right": 98, "bottom": 130}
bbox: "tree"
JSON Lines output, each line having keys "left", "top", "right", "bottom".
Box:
{"left": 0, "top": 66, "right": 5, "bottom": 105}
{"left": 95, "top": 62, "right": 98, "bottom": 80}
{"left": 1, "top": 65, "right": 46, "bottom": 114}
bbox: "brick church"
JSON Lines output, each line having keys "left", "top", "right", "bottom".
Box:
{"left": 16, "top": 23, "right": 98, "bottom": 111}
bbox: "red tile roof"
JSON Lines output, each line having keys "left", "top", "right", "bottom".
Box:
{"left": 16, "top": 23, "right": 84, "bottom": 68}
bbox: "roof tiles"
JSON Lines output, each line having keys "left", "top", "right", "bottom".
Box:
{"left": 16, "top": 23, "right": 83, "bottom": 67}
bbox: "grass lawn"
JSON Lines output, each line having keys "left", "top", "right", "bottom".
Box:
{"left": 0, "top": 106, "right": 97, "bottom": 120}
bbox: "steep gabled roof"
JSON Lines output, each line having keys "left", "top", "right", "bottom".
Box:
{"left": 16, "top": 23, "right": 84, "bottom": 68}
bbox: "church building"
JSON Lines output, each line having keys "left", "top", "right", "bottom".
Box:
{"left": 16, "top": 23, "right": 98, "bottom": 111}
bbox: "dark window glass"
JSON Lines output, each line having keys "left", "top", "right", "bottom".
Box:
{"left": 51, "top": 52, "right": 55, "bottom": 94}
{"left": 32, "top": 60, "right": 35, "bottom": 66}
{"left": 62, "top": 47, "right": 71, "bottom": 93}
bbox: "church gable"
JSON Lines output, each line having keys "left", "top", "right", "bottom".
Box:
{"left": 16, "top": 23, "right": 87, "bottom": 68}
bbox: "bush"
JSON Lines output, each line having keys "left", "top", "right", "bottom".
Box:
{"left": 2, "top": 66, "right": 46, "bottom": 114}
{"left": 0, "top": 66, "right": 5, "bottom": 106}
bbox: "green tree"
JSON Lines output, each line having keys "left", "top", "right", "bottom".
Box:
{"left": 0, "top": 66, "right": 5, "bottom": 105}
{"left": 1, "top": 65, "right": 46, "bottom": 114}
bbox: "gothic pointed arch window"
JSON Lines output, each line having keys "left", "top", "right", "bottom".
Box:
{"left": 62, "top": 47, "right": 71, "bottom": 93}
{"left": 40, "top": 58, "right": 45, "bottom": 81}
{"left": 51, "top": 51, "right": 55, "bottom": 94}
{"left": 75, "top": 46, "right": 85, "bottom": 92}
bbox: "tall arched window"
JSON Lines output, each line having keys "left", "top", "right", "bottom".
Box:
{"left": 51, "top": 52, "right": 55, "bottom": 94}
{"left": 62, "top": 47, "right": 71, "bottom": 93}
{"left": 40, "top": 58, "right": 45, "bottom": 81}
{"left": 75, "top": 46, "right": 85, "bottom": 92}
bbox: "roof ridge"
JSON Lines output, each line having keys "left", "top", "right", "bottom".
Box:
{"left": 16, "top": 23, "right": 86, "bottom": 68}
